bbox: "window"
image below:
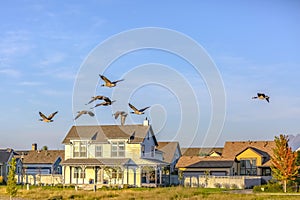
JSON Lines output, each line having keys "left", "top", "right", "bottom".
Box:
{"left": 74, "top": 167, "right": 85, "bottom": 178}
{"left": 74, "top": 168, "right": 79, "bottom": 178}
{"left": 141, "top": 145, "right": 145, "bottom": 157}
{"left": 73, "top": 141, "right": 87, "bottom": 158}
{"left": 240, "top": 159, "right": 257, "bottom": 175}
{"left": 262, "top": 168, "right": 271, "bottom": 176}
{"left": 95, "top": 145, "right": 102, "bottom": 157}
{"left": 111, "top": 141, "right": 125, "bottom": 157}
{"left": 151, "top": 146, "right": 155, "bottom": 157}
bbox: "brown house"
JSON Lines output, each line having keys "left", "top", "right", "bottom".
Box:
{"left": 176, "top": 140, "right": 275, "bottom": 188}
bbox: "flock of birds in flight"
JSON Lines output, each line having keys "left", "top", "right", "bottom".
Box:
{"left": 38, "top": 75, "right": 270, "bottom": 124}
{"left": 38, "top": 75, "right": 151, "bottom": 125}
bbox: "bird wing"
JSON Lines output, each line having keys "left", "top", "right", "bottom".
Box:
{"left": 88, "top": 111, "right": 95, "bottom": 116}
{"left": 74, "top": 112, "right": 83, "bottom": 120}
{"left": 121, "top": 114, "right": 127, "bottom": 125}
{"left": 113, "top": 111, "right": 121, "bottom": 119}
{"left": 112, "top": 79, "right": 124, "bottom": 84}
{"left": 48, "top": 111, "right": 58, "bottom": 119}
{"left": 103, "top": 97, "right": 112, "bottom": 103}
{"left": 39, "top": 112, "right": 48, "bottom": 120}
{"left": 257, "top": 93, "right": 265, "bottom": 98}
{"left": 99, "top": 75, "right": 112, "bottom": 84}
{"left": 266, "top": 97, "right": 270, "bottom": 103}
{"left": 129, "top": 103, "right": 139, "bottom": 112}
{"left": 139, "top": 106, "right": 150, "bottom": 112}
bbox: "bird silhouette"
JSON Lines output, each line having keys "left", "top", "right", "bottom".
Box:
{"left": 99, "top": 74, "right": 124, "bottom": 88}
{"left": 90, "top": 96, "right": 115, "bottom": 109}
{"left": 39, "top": 111, "right": 58, "bottom": 122}
{"left": 85, "top": 95, "right": 108, "bottom": 105}
{"left": 128, "top": 103, "right": 150, "bottom": 115}
{"left": 252, "top": 93, "right": 270, "bottom": 103}
{"left": 74, "top": 110, "right": 95, "bottom": 120}
{"left": 113, "top": 111, "right": 128, "bottom": 125}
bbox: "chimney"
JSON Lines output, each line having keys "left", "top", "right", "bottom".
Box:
{"left": 32, "top": 143, "right": 37, "bottom": 151}
{"left": 143, "top": 117, "right": 149, "bottom": 126}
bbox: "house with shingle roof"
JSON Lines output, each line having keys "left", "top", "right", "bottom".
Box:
{"left": 16, "top": 147, "right": 64, "bottom": 185}
{"left": 61, "top": 119, "right": 171, "bottom": 187}
{"left": 157, "top": 142, "right": 181, "bottom": 173}
{"left": 181, "top": 147, "right": 223, "bottom": 157}
{"left": 176, "top": 140, "right": 275, "bottom": 188}
{"left": 0, "top": 148, "right": 14, "bottom": 183}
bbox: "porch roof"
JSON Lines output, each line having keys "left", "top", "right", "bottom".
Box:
{"left": 62, "top": 158, "right": 130, "bottom": 166}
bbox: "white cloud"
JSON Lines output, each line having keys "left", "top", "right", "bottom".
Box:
{"left": 19, "top": 81, "right": 44, "bottom": 86}
{"left": 0, "top": 68, "right": 21, "bottom": 78}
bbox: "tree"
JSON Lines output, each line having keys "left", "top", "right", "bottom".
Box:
{"left": 41, "top": 146, "right": 48, "bottom": 150}
{"left": 271, "top": 134, "right": 298, "bottom": 192}
{"left": 6, "top": 157, "right": 18, "bottom": 199}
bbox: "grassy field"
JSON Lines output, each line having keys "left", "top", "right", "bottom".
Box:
{"left": 0, "top": 186, "right": 299, "bottom": 200}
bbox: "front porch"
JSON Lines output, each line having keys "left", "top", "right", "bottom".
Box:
{"left": 62, "top": 158, "right": 170, "bottom": 187}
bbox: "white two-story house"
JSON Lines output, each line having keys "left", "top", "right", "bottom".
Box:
{"left": 61, "top": 120, "right": 169, "bottom": 187}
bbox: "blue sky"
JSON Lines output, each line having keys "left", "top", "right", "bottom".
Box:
{"left": 0, "top": 0, "right": 300, "bottom": 150}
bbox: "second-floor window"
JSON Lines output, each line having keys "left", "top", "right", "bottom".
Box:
{"left": 95, "top": 145, "right": 102, "bottom": 157}
{"left": 151, "top": 146, "right": 155, "bottom": 157}
{"left": 141, "top": 145, "right": 145, "bottom": 157}
{"left": 73, "top": 141, "right": 87, "bottom": 158}
{"left": 111, "top": 141, "right": 125, "bottom": 157}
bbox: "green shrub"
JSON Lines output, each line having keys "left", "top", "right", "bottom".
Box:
{"left": 214, "top": 183, "right": 221, "bottom": 188}
{"left": 253, "top": 182, "right": 283, "bottom": 193}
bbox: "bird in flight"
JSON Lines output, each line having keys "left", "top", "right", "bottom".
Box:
{"left": 252, "top": 93, "right": 270, "bottom": 103}
{"left": 99, "top": 74, "right": 124, "bottom": 88}
{"left": 128, "top": 103, "right": 150, "bottom": 115}
{"left": 90, "top": 96, "right": 115, "bottom": 109}
{"left": 86, "top": 95, "right": 109, "bottom": 105}
{"left": 74, "top": 110, "right": 95, "bottom": 120}
{"left": 113, "top": 111, "right": 128, "bottom": 125}
{"left": 39, "top": 111, "right": 58, "bottom": 123}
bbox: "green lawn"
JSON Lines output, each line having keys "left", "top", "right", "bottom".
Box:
{"left": 0, "top": 185, "right": 299, "bottom": 200}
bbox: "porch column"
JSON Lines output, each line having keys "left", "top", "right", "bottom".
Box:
{"left": 63, "top": 166, "right": 66, "bottom": 184}
{"left": 69, "top": 166, "right": 72, "bottom": 184}
{"left": 94, "top": 166, "right": 97, "bottom": 183}
{"left": 155, "top": 167, "right": 157, "bottom": 186}
{"left": 159, "top": 167, "right": 162, "bottom": 185}
{"left": 126, "top": 166, "right": 129, "bottom": 184}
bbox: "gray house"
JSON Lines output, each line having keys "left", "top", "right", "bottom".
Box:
{"left": 0, "top": 148, "right": 14, "bottom": 183}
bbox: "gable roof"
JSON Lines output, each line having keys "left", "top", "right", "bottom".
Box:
{"left": 181, "top": 147, "right": 223, "bottom": 156}
{"left": 0, "top": 149, "right": 13, "bottom": 163}
{"left": 176, "top": 156, "right": 232, "bottom": 168}
{"left": 157, "top": 142, "right": 181, "bottom": 164}
{"left": 62, "top": 125, "right": 157, "bottom": 145}
{"left": 222, "top": 141, "right": 275, "bottom": 160}
{"left": 22, "top": 150, "right": 64, "bottom": 164}
{"left": 176, "top": 156, "right": 202, "bottom": 168}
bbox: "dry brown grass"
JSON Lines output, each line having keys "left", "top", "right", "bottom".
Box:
{"left": 0, "top": 186, "right": 299, "bottom": 200}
